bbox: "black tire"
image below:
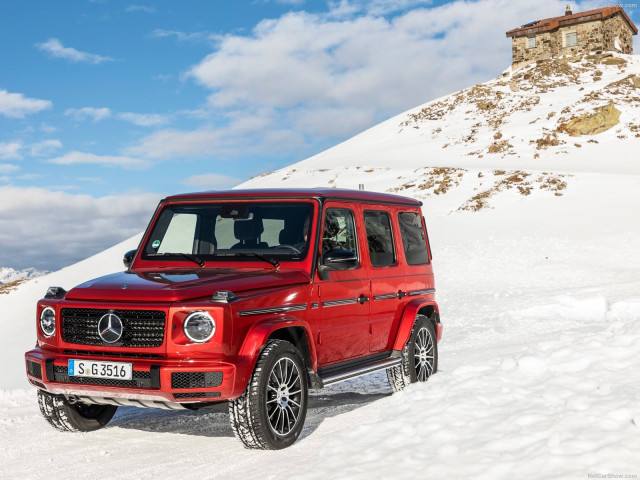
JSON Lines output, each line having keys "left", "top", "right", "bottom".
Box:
{"left": 229, "top": 340, "right": 308, "bottom": 450}
{"left": 387, "top": 315, "right": 438, "bottom": 392}
{"left": 37, "top": 390, "right": 117, "bottom": 432}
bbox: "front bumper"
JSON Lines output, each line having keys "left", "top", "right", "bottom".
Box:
{"left": 25, "top": 348, "right": 253, "bottom": 406}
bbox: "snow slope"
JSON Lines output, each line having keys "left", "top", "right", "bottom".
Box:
{"left": 1, "top": 54, "right": 640, "bottom": 479}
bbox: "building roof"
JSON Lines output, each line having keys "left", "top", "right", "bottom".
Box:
{"left": 506, "top": 6, "right": 638, "bottom": 38}
{"left": 163, "top": 188, "right": 423, "bottom": 206}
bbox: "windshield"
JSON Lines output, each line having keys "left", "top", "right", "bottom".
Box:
{"left": 142, "top": 201, "right": 314, "bottom": 263}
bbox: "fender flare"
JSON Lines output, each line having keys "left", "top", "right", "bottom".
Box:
{"left": 392, "top": 299, "right": 440, "bottom": 351}
{"left": 239, "top": 315, "right": 318, "bottom": 370}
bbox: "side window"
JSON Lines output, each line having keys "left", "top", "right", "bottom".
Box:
{"left": 322, "top": 208, "right": 357, "bottom": 255}
{"left": 398, "top": 212, "right": 429, "bottom": 265}
{"left": 364, "top": 210, "right": 396, "bottom": 267}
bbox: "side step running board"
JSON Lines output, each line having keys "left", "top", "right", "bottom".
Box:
{"left": 320, "top": 357, "right": 401, "bottom": 386}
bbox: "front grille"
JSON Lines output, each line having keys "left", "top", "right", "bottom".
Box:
{"left": 61, "top": 308, "right": 166, "bottom": 348}
{"left": 27, "top": 360, "right": 42, "bottom": 379}
{"left": 53, "top": 366, "right": 153, "bottom": 388}
{"left": 173, "top": 392, "right": 221, "bottom": 399}
{"left": 171, "top": 372, "right": 223, "bottom": 389}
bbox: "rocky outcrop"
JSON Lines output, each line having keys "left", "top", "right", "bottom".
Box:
{"left": 558, "top": 103, "right": 621, "bottom": 136}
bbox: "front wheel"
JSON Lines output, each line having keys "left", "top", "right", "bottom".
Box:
{"left": 37, "top": 390, "right": 117, "bottom": 432}
{"left": 229, "top": 340, "right": 308, "bottom": 449}
{"left": 387, "top": 315, "right": 438, "bottom": 392}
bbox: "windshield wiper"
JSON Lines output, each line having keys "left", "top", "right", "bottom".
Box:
{"left": 148, "top": 252, "right": 205, "bottom": 267}
{"left": 214, "top": 252, "right": 279, "bottom": 268}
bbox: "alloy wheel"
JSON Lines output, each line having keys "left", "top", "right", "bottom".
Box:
{"left": 413, "top": 326, "right": 435, "bottom": 381}
{"left": 266, "top": 357, "right": 303, "bottom": 436}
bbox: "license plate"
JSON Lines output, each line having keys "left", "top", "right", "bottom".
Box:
{"left": 68, "top": 359, "right": 133, "bottom": 381}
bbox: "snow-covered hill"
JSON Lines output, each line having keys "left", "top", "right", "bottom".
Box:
{"left": 244, "top": 53, "right": 640, "bottom": 199}
{"left": 1, "top": 54, "right": 639, "bottom": 479}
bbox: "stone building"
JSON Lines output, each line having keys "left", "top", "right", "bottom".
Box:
{"left": 506, "top": 5, "right": 637, "bottom": 67}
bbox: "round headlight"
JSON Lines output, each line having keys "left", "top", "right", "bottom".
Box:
{"left": 183, "top": 311, "right": 216, "bottom": 343}
{"left": 40, "top": 306, "right": 56, "bottom": 337}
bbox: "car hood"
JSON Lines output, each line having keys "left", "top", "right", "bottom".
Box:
{"left": 64, "top": 268, "right": 310, "bottom": 303}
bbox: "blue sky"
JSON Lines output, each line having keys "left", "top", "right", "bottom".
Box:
{"left": 1, "top": 0, "right": 636, "bottom": 271}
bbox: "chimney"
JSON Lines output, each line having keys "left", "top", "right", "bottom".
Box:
{"left": 565, "top": 4, "right": 572, "bottom": 16}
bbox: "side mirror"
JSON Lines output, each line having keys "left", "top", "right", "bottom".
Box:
{"left": 123, "top": 249, "right": 137, "bottom": 270}
{"left": 323, "top": 250, "right": 358, "bottom": 270}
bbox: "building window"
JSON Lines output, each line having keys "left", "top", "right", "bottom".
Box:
{"left": 527, "top": 36, "right": 536, "bottom": 48}
{"left": 565, "top": 31, "right": 578, "bottom": 47}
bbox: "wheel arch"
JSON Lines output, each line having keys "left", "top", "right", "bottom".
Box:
{"left": 239, "top": 316, "right": 318, "bottom": 381}
{"left": 392, "top": 299, "right": 441, "bottom": 351}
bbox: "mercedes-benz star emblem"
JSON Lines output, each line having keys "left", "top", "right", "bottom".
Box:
{"left": 98, "top": 313, "right": 124, "bottom": 344}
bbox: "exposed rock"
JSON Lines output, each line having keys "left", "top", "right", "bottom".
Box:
{"left": 606, "top": 74, "right": 640, "bottom": 90}
{"left": 558, "top": 103, "right": 621, "bottom": 136}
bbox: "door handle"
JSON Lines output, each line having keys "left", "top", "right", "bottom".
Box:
{"left": 358, "top": 295, "right": 369, "bottom": 304}
{"left": 396, "top": 290, "right": 406, "bottom": 299}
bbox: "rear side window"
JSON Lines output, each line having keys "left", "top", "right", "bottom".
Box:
{"left": 398, "top": 212, "right": 429, "bottom": 265}
{"left": 364, "top": 210, "right": 396, "bottom": 267}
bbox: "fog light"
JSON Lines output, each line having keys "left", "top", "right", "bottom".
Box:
{"left": 40, "top": 307, "right": 56, "bottom": 337}
{"left": 183, "top": 311, "right": 216, "bottom": 343}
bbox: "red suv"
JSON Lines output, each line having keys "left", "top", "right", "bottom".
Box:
{"left": 25, "top": 189, "right": 441, "bottom": 449}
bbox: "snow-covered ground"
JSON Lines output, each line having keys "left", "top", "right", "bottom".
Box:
{"left": 1, "top": 55, "right": 640, "bottom": 479}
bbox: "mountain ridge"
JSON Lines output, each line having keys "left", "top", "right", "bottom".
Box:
{"left": 0, "top": 267, "right": 48, "bottom": 285}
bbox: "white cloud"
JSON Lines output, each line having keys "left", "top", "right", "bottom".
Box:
{"left": 0, "top": 164, "right": 19, "bottom": 174}
{"left": 182, "top": 173, "right": 242, "bottom": 189}
{"left": 185, "top": 0, "right": 572, "bottom": 141}
{"left": 0, "top": 89, "right": 52, "bottom": 119}
{"left": 117, "top": 112, "right": 170, "bottom": 127}
{"left": 126, "top": 5, "right": 156, "bottom": 13}
{"left": 47, "top": 151, "right": 149, "bottom": 169}
{"left": 126, "top": 127, "right": 225, "bottom": 159}
{"left": 0, "top": 186, "right": 158, "bottom": 270}
{"left": 40, "top": 123, "right": 57, "bottom": 133}
{"left": 125, "top": 108, "right": 307, "bottom": 160}
{"left": 177, "top": 109, "right": 212, "bottom": 119}
{"left": 149, "top": 29, "right": 212, "bottom": 42}
{"left": 64, "top": 107, "right": 112, "bottom": 122}
{"left": 29, "top": 139, "right": 63, "bottom": 157}
{"left": 328, "top": 0, "right": 432, "bottom": 17}
{"left": 152, "top": 73, "right": 173, "bottom": 83}
{"left": 0, "top": 142, "right": 22, "bottom": 160}
{"left": 36, "top": 38, "right": 113, "bottom": 64}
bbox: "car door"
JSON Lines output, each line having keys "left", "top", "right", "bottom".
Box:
{"left": 362, "top": 207, "right": 408, "bottom": 353}
{"left": 311, "top": 203, "right": 371, "bottom": 365}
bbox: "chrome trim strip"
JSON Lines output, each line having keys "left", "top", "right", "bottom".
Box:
{"left": 238, "top": 304, "right": 307, "bottom": 317}
{"left": 373, "top": 293, "right": 397, "bottom": 301}
{"left": 321, "top": 357, "right": 402, "bottom": 386}
{"left": 322, "top": 298, "right": 360, "bottom": 308}
{"left": 408, "top": 288, "right": 436, "bottom": 296}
